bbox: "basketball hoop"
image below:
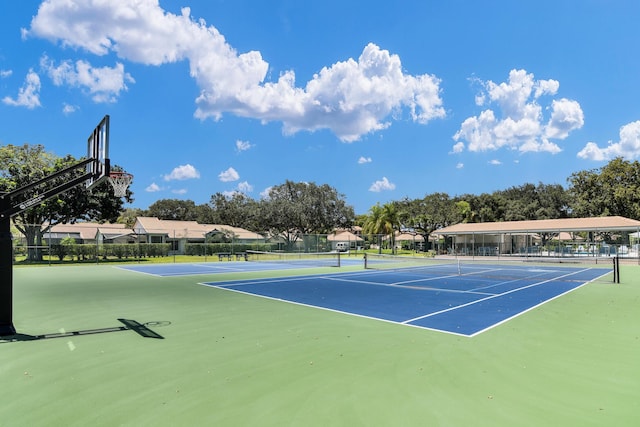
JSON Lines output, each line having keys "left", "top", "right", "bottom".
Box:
{"left": 107, "top": 171, "right": 133, "bottom": 197}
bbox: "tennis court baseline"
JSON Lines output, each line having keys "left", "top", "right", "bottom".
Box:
{"left": 202, "top": 262, "right": 610, "bottom": 336}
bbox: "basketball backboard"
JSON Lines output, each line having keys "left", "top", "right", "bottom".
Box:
{"left": 86, "top": 115, "right": 110, "bottom": 189}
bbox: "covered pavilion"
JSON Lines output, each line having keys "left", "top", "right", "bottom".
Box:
{"left": 435, "top": 216, "right": 640, "bottom": 257}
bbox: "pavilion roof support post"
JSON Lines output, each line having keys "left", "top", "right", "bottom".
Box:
{"left": 472, "top": 232, "right": 475, "bottom": 259}
{"left": 559, "top": 229, "right": 561, "bottom": 258}
{"left": 470, "top": 233, "right": 473, "bottom": 259}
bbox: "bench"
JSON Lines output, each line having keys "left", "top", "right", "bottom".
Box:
{"left": 217, "top": 253, "right": 248, "bottom": 261}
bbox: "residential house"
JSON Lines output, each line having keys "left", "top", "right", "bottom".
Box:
{"left": 132, "top": 217, "right": 265, "bottom": 254}
{"left": 44, "top": 222, "right": 134, "bottom": 245}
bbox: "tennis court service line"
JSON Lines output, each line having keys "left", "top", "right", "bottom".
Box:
{"left": 192, "top": 263, "right": 247, "bottom": 272}
{"left": 402, "top": 267, "right": 598, "bottom": 324}
{"left": 210, "top": 272, "right": 353, "bottom": 288}
{"left": 324, "top": 274, "right": 496, "bottom": 295}
{"left": 467, "top": 269, "right": 561, "bottom": 292}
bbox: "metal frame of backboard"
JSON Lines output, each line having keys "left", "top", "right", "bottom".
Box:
{"left": 87, "top": 114, "right": 111, "bottom": 189}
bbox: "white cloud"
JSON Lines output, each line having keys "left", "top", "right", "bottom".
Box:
{"left": 221, "top": 190, "right": 238, "bottom": 198}
{"left": 453, "top": 69, "right": 582, "bottom": 154}
{"left": 62, "top": 103, "right": 77, "bottom": 114}
{"left": 145, "top": 182, "right": 161, "bottom": 192}
{"left": 223, "top": 182, "right": 253, "bottom": 197}
{"left": 0, "top": 69, "right": 12, "bottom": 78}
{"left": 545, "top": 98, "right": 584, "bottom": 139}
{"left": 577, "top": 120, "right": 640, "bottom": 161}
{"left": 237, "top": 181, "right": 253, "bottom": 192}
{"left": 451, "top": 141, "right": 465, "bottom": 153}
{"left": 164, "top": 164, "right": 200, "bottom": 181}
{"left": 28, "top": 1, "right": 444, "bottom": 141}
{"left": 488, "top": 159, "right": 502, "bottom": 165}
{"left": 260, "top": 186, "right": 273, "bottom": 199}
{"left": 218, "top": 167, "right": 239, "bottom": 182}
{"left": 369, "top": 177, "right": 396, "bottom": 192}
{"left": 41, "top": 55, "right": 134, "bottom": 103}
{"left": 2, "top": 70, "right": 41, "bottom": 109}
{"left": 456, "top": 162, "right": 464, "bottom": 169}
{"left": 236, "top": 139, "right": 252, "bottom": 152}
{"left": 172, "top": 188, "right": 188, "bottom": 195}
{"left": 358, "top": 156, "right": 372, "bottom": 164}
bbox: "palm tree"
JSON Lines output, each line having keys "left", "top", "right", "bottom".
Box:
{"left": 363, "top": 202, "right": 400, "bottom": 254}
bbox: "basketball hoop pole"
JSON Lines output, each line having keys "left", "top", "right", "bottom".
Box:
{"left": 0, "top": 159, "right": 100, "bottom": 336}
{"left": 0, "top": 115, "right": 111, "bottom": 336}
{"left": 0, "top": 195, "right": 15, "bottom": 335}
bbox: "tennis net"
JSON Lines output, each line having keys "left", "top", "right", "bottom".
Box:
{"left": 246, "top": 250, "right": 341, "bottom": 268}
{"left": 363, "top": 253, "right": 613, "bottom": 282}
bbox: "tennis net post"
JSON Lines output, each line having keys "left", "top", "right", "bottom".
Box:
{"left": 613, "top": 256, "right": 620, "bottom": 283}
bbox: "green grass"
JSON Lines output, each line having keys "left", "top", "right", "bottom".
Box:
{"left": 2, "top": 262, "right": 639, "bottom": 426}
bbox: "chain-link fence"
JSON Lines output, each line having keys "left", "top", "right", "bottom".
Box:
{"left": 11, "top": 223, "right": 639, "bottom": 264}
{"left": 11, "top": 224, "right": 374, "bottom": 264}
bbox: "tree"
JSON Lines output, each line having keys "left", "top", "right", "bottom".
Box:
{"left": 194, "top": 203, "right": 215, "bottom": 224}
{"left": 362, "top": 202, "right": 400, "bottom": 253}
{"left": 146, "top": 199, "right": 198, "bottom": 221}
{"left": 259, "top": 180, "right": 354, "bottom": 249}
{"left": 500, "top": 183, "right": 570, "bottom": 221}
{"left": 209, "top": 192, "right": 260, "bottom": 229}
{"left": 452, "top": 183, "right": 570, "bottom": 224}
{"left": 453, "top": 193, "right": 505, "bottom": 223}
{"left": 117, "top": 207, "right": 145, "bottom": 228}
{"left": 568, "top": 157, "right": 640, "bottom": 220}
{"left": 397, "top": 193, "right": 457, "bottom": 249}
{"left": 0, "top": 144, "right": 132, "bottom": 261}
{"left": 454, "top": 199, "right": 475, "bottom": 223}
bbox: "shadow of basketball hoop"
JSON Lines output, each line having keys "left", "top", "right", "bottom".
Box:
{"left": 0, "top": 319, "right": 170, "bottom": 343}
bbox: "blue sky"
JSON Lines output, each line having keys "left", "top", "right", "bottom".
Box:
{"left": 2, "top": 1, "right": 640, "bottom": 215}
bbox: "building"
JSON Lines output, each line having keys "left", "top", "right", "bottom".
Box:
{"left": 43, "top": 217, "right": 266, "bottom": 254}
{"left": 131, "top": 217, "right": 265, "bottom": 254}
{"left": 327, "top": 230, "right": 363, "bottom": 251}
{"left": 44, "top": 222, "right": 134, "bottom": 245}
{"left": 435, "top": 216, "right": 640, "bottom": 257}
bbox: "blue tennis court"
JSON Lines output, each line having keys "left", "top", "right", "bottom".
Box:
{"left": 118, "top": 258, "right": 361, "bottom": 276}
{"left": 202, "top": 262, "right": 610, "bottom": 336}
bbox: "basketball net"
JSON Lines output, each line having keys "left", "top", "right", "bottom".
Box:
{"left": 107, "top": 172, "right": 133, "bottom": 197}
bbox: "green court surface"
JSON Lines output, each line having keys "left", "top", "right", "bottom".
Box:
{"left": 2, "top": 262, "right": 639, "bottom": 426}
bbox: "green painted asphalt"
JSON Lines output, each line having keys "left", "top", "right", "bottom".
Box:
{"left": 1, "top": 263, "right": 638, "bottom": 426}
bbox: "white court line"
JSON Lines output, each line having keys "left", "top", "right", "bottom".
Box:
{"left": 115, "top": 266, "right": 164, "bottom": 277}
{"left": 323, "top": 275, "right": 495, "bottom": 295}
{"left": 402, "top": 267, "right": 597, "bottom": 324}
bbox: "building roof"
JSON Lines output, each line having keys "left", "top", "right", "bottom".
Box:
{"left": 381, "top": 231, "right": 426, "bottom": 242}
{"left": 394, "top": 232, "right": 425, "bottom": 242}
{"left": 46, "top": 218, "right": 265, "bottom": 241}
{"left": 206, "top": 225, "right": 264, "bottom": 240}
{"left": 47, "top": 222, "right": 131, "bottom": 240}
{"left": 133, "top": 217, "right": 211, "bottom": 239}
{"left": 327, "top": 230, "right": 363, "bottom": 242}
{"left": 133, "top": 217, "right": 264, "bottom": 240}
{"left": 436, "top": 216, "right": 640, "bottom": 235}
